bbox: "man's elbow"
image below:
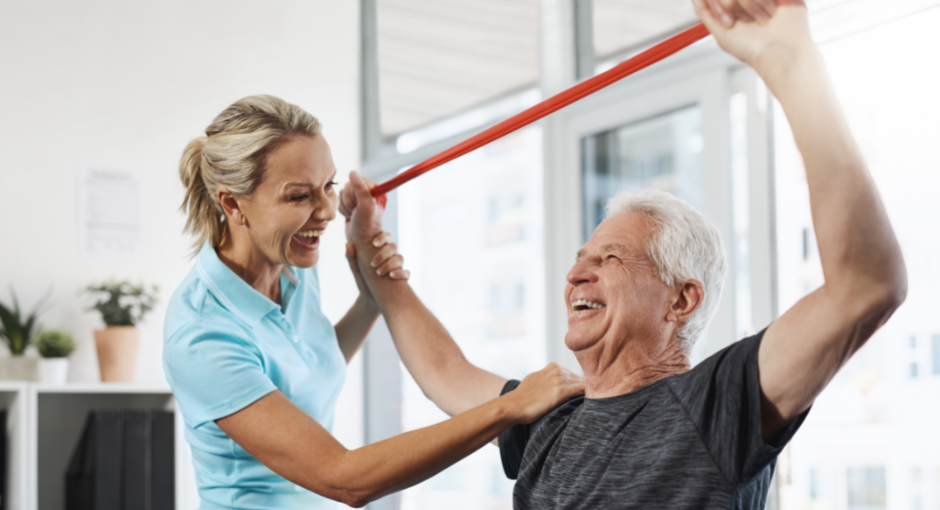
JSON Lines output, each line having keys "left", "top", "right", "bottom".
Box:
{"left": 880, "top": 257, "right": 909, "bottom": 311}
{"left": 858, "top": 266, "right": 908, "bottom": 319}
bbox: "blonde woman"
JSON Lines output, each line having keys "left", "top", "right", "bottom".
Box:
{"left": 163, "top": 95, "right": 583, "bottom": 509}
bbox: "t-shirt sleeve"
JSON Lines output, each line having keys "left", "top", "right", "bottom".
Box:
{"left": 667, "top": 330, "right": 809, "bottom": 483}
{"left": 497, "top": 379, "right": 532, "bottom": 480}
{"left": 164, "top": 324, "right": 277, "bottom": 429}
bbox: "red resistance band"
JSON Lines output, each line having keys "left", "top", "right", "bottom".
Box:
{"left": 370, "top": 0, "right": 805, "bottom": 198}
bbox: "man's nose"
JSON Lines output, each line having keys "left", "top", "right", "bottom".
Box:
{"left": 566, "top": 259, "right": 598, "bottom": 286}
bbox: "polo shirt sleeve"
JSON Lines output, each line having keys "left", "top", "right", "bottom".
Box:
{"left": 164, "top": 323, "right": 277, "bottom": 429}
{"left": 497, "top": 379, "right": 532, "bottom": 479}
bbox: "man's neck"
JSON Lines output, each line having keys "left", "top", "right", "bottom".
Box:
{"left": 576, "top": 337, "right": 690, "bottom": 399}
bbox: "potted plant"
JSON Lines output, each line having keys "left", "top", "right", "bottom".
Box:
{"left": 86, "top": 281, "right": 158, "bottom": 383}
{"left": 0, "top": 289, "right": 50, "bottom": 381}
{"left": 36, "top": 330, "right": 76, "bottom": 384}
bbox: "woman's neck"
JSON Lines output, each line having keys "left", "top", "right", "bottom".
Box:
{"left": 215, "top": 229, "right": 283, "bottom": 304}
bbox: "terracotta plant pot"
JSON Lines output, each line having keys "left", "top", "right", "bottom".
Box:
{"left": 94, "top": 326, "right": 139, "bottom": 383}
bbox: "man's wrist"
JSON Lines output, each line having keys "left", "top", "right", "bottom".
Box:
{"left": 753, "top": 39, "right": 822, "bottom": 91}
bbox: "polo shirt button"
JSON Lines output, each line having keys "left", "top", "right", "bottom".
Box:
{"left": 292, "top": 335, "right": 299, "bottom": 343}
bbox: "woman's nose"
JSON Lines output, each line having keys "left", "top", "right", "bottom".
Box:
{"left": 314, "top": 195, "right": 338, "bottom": 222}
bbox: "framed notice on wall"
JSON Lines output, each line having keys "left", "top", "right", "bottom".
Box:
{"left": 76, "top": 164, "right": 145, "bottom": 262}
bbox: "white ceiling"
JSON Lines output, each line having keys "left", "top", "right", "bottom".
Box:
{"left": 376, "top": 0, "right": 540, "bottom": 136}
{"left": 593, "top": 0, "right": 698, "bottom": 58}
{"left": 376, "top": 0, "right": 699, "bottom": 137}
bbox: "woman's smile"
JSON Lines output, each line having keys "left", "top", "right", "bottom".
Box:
{"left": 292, "top": 229, "right": 323, "bottom": 251}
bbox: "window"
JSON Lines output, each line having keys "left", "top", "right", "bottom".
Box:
{"left": 775, "top": 6, "right": 940, "bottom": 509}
{"left": 846, "top": 466, "right": 887, "bottom": 510}
{"left": 397, "top": 126, "right": 545, "bottom": 509}
{"left": 933, "top": 335, "right": 940, "bottom": 376}
{"left": 580, "top": 105, "right": 703, "bottom": 240}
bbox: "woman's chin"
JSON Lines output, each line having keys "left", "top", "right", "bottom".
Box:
{"left": 288, "top": 238, "right": 320, "bottom": 267}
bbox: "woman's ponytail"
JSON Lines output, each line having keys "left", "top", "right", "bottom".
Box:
{"left": 179, "top": 136, "right": 225, "bottom": 256}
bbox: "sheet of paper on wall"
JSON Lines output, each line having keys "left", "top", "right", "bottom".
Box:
{"left": 76, "top": 164, "right": 145, "bottom": 262}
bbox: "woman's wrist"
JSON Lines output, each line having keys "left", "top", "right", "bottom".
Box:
{"left": 493, "top": 392, "right": 526, "bottom": 426}
{"left": 357, "top": 292, "right": 380, "bottom": 316}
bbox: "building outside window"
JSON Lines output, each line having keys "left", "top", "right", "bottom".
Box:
{"left": 775, "top": 6, "right": 940, "bottom": 509}
{"left": 397, "top": 126, "right": 545, "bottom": 510}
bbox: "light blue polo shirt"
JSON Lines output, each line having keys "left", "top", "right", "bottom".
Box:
{"left": 163, "top": 242, "right": 346, "bottom": 510}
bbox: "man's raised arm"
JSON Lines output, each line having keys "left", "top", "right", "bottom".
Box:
{"left": 339, "top": 172, "right": 510, "bottom": 418}
{"left": 694, "top": 0, "right": 907, "bottom": 440}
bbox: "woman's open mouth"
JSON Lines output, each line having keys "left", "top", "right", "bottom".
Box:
{"left": 292, "top": 230, "right": 322, "bottom": 251}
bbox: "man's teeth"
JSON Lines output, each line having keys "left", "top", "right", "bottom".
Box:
{"left": 296, "top": 230, "right": 323, "bottom": 238}
{"left": 572, "top": 299, "right": 605, "bottom": 310}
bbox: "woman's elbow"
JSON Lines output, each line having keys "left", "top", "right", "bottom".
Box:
{"left": 339, "top": 491, "right": 371, "bottom": 509}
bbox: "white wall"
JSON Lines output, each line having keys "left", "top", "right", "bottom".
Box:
{"left": 0, "top": 0, "right": 365, "bottom": 449}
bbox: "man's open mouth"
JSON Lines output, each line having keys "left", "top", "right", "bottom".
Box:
{"left": 571, "top": 299, "right": 606, "bottom": 312}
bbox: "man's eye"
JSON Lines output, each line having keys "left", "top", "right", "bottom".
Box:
{"left": 326, "top": 181, "right": 339, "bottom": 190}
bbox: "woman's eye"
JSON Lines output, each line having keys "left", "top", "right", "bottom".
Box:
{"left": 291, "top": 194, "right": 310, "bottom": 202}
{"left": 326, "top": 181, "right": 339, "bottom": 190}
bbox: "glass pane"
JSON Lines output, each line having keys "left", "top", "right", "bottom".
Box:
{"left": 592, "top": 0, "right": 698, "bottom": 61}
{"left": 377, "top": 0, "right": 538, "bottom": 136}
{"left": 775, "top": 8, "right": 940, "bottom": 510}
{"left": 397, "top": 126, "right": 545, "bottom": 509}
{"left": 581, "top": 105, "right": 703, "bottom": 240}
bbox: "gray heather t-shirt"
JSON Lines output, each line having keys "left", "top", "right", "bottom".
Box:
{"left": 498, "top": 331, "right": 808, "bottom": 510}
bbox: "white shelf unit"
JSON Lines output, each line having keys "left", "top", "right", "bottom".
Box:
{"left": 0, "top": 383, "right": 197, "bottom": 510}
{"left": 0, "top": 382, "right": 29, "bottom": 510}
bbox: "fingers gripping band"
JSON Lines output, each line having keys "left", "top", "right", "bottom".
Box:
{"left": 370, "top": 1, "right": 804, "bottom": 197}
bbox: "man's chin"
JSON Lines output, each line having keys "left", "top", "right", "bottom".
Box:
{"left": 564, "top": 331, "right": 601, "bottom": 353}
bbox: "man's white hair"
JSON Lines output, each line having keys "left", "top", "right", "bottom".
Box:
{"left": 605, "top": 189, "right": 728, "bottom": 355}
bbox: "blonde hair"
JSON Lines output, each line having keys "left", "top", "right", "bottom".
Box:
{"left": 179, "top": 95, "right": 321, "bottom": 255}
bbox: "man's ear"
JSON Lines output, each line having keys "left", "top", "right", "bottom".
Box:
{"left": 216, "top": 186, "right": 248, "bottom": 226}
{"left": 666, "top": 280, "right": 705, "bottom": 323}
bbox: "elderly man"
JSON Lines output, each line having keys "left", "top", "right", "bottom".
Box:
{"left": 340, "top": 1, "right": 907, "bottom": 508}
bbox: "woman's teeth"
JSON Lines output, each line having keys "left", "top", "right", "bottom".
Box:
{"left": 296, "top": 230, "right": 323, "bottom": 238}
{"left": 572, "top": 299, "right": 605, "bottom": 311}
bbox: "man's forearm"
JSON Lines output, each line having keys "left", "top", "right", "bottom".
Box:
{"left": 353, "top": 238, "right": 507, "bottom": 416}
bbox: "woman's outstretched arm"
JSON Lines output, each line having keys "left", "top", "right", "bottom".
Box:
{"left": 216, "top": 362, "right": 583, "bottom": 507}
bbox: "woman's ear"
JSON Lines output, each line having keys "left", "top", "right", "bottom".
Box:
{"left": 666, "top": 280, "right": 705, "bottom": 323}
{"left": 216, "top": 186, "right": 247, "bottom": 226}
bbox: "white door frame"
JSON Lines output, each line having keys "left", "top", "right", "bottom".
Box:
{"left": 543, "top": 41, "right": 774, "bottom": 370}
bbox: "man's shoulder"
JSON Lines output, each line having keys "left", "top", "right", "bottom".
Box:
{"left": 673, "top": 332, "right": 764, "bottom": 379}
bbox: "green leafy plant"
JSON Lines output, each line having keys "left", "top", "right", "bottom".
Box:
{"left": 86, "top": 281, "right": 159, "bottom": 327}
{"left": 0, "top": 289, "right": 51, "bottom": 355}
{"left": 36, "top": 330, "right": 76, "bottom": 358}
